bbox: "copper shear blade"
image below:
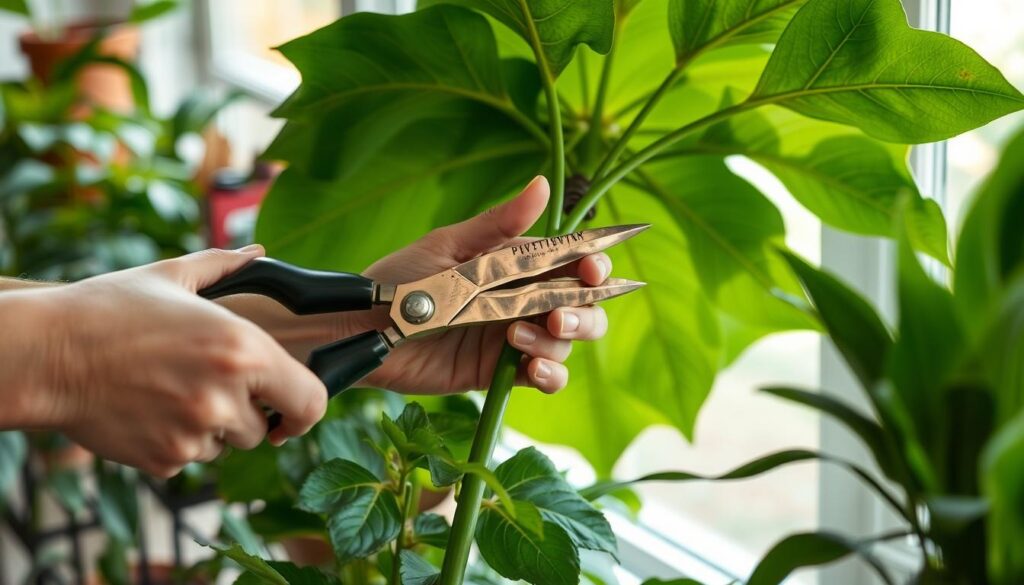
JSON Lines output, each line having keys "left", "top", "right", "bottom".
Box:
{"left": 387, "top": 224, "right": 650, "bottom": 340}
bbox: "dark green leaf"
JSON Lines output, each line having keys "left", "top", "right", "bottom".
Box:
{"left": 214, "top": 543, "right": 288, "bottom": 585}
{"left": 248, "top": 500, "right": 325, "bottom": 542}
{"left": 98, "top": 540, "right": 130, "bottom": 585}
{"left": 476, "top": 500, "right": 580, "bottom": 585}
{"left": 400, "top": 551, "right": 441, "bottom": 585}
{"left": 413, "top": 513, "right": 451, "bottom": 548}
{"left": 751, "top": 0, "right": 1024, "bottom": 143}
{"left": 298, "top": 459, "right": 401, "bottom": 562}
{"left": 494, "top": 447, "right": 617, "bottom": 557}
{"left": 129, "top": 0, "right": 179, "bottom": 24}
{"left": 383, "top": 402, "right": 464, "bottom": 487}
{"left": 748, "top": 531, "right": 895, "bottom": 585}
{"left": 669, "top": 0, "right": 805, "bottom": 64}
{"left": 317, "top": 418, "right": 388, "bottom": 480}
{"left": 47, "top": 469, "right": 86, "bottom": 514}
{"left": 780, "top": 251, "right": 892, "bottom": 390}
{"left": 421, "top": 0, "right": 615, "bottom": 76}
{"left": 96, "top": 465, "right": 138, "bottom": 545}
{"left": 218, "top": 442, "right": 288, "bottom": 503}
{"left": 0, "top": 432, "right": 26, "bottom": 499}
{"left": 266, "top": 562, "right": 341, "bottom": 585}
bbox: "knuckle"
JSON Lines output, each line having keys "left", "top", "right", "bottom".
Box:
{"left": 164, "top": 435, "right": 199, "bottom": 464}
{"left": 233, "top": 429, "right": 263, "bottom": 451}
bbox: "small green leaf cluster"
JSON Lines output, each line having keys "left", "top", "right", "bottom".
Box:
{"left": 218, "top": 400, "right": 616, "bottom": 585}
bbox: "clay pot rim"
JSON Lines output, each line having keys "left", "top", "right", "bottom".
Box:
{"left": 18, "top": 19, "right": 139, "bottom": 49}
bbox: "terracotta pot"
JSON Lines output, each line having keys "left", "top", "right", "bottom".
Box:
{"left": 281, "top": 535, "right": 335, "bottom": 568}
{"left": 19, "top": 21, "right": 141, "bottom": 113}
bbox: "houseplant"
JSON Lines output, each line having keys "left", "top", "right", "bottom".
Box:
{"left": 242, "top": 0, "right": 1024, "bottom": 583}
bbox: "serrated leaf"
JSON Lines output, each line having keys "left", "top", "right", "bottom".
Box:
{"left": 476, "top": 500, "right": 580, "bottom": 585}
{"left": 400, "top": 551, "right": 441, "bottom": 585}
{"left": 747, "top": 531, "right": 895, "bottom": 585}
{"left": 669, "top": 0, "right": 805, "bottom": 64}
{"left": 214, "top": 543, "right": 288, "bottom": 585}
{"left": 298, "top": 459, "right": 401, "bottom": 562}
{"left": 494, "top": 447, "right": 616, "bottom": 557}
{"left": 421, "top": 0, "right": 614, "bottom": 76}
{"left": 751, "top": 0, "right": 1024, "bottom": 143}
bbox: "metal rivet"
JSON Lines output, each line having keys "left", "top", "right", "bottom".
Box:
{"left": 400, "top": 291, "right": 435, "bottom": 324}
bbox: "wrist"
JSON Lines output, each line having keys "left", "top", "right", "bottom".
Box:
{"left": 0, "top": 289, "right": 71, "bottom": 429}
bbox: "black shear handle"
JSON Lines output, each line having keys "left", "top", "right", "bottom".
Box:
{"left": 265, "top": 331, "right": 391, "bottom": 430}
{"left": 198, "top": 257, "right": 374, "bottom": 315}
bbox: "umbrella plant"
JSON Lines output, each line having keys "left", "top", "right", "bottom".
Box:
{"left": 246, "top": 0, "right": 1024, "bottom": 582}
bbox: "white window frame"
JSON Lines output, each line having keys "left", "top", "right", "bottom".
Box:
{"left": 197, "top": 0, "right": 956, "bottom": 582}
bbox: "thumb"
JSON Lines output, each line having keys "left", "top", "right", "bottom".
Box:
{"left": 439, "top": 175, "right": 550, "bottom": 260}
{"left": 161, "top": 245, "right": 265, "bottom": 291}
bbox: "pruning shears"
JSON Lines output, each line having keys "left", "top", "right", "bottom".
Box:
{"left": 199, "top": 224, "right": 648, "bottom": 405}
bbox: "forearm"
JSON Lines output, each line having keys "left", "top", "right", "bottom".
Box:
{"left": 0, "top": 289, "right": 62, "bottom": 429}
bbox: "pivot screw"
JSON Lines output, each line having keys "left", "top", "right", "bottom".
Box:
{"left": 400, "top": 291, "right": 435, "bottom": 324}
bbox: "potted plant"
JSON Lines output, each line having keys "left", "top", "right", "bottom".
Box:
{"left": 2, "top": 0, "right": 181, "bottom": 112}
{"left": 221, "top": 0, "right": 1024, "bottom": 583}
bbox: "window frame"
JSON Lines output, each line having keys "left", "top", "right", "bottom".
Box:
{"left": 197, "top": 0, "right": 955, "bottom": 582}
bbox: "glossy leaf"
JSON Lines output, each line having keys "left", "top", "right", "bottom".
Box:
{"left": 747, "top": 531, "right": 895, "bottom": 585}
{"left": 669, "top": 0, "right": 805, "bottom": 64}
{"left": 781, "top": 251, "right": 892, "bottom": 390}
{"left": 0, "top": 432, "right": 26, "bottom": 500}
{"left": 682, "top": 103, "right": 948, "bottom": 263}
{"left": 420, "top": 0, "right": 615, "bottom": 76}
{"left": 400, "top": 551, "right": 442, "bottom": 585}
{"left": 751, "top": 0, "right": 1024, "bottom": 143}
{"left": 414, "top": 513, "right": 451, "bottom": 548}
{"left": 383, "top": 402, "right": 463, "bottom": 487}
{"left": 215, "top": 544, "right": 288, "bottom": 585}
{"left": 476, "top": 499, "right": 580, "bottom": 585}
{"left": 494, "top": 447, "right": 617, "bottom": 557}
{"left": 317, "top": 418, "right": 388, "bottom": 480}
{"left": 298, "top": 459, "right": 402, "bottom": 562}
{"left": 267, "top": 6, "right": 542, "bottom": 182}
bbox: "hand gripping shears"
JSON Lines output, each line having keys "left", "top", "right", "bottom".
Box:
{"left": 199, "top": 224, "right": 649, "bottom": 400}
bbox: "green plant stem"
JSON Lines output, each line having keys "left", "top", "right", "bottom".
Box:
{"left": 592, "top": 66, "right": 683, "bottom": 182}
{"left": 544, "top": 81, "right": 566, "bottom": 234}
{"left": 563, "top": 100, "right": 754, "bottom": 232}
{"left": 391, "top": 478, "right": 414, "bottom": 585}
{"left": 438, "top": 343, "right": 520, "bottom": 585}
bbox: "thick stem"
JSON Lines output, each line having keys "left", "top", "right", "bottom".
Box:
{"left": 544, "top": 82, "right": 566, "bottom": 234}
{"left": 391, "top": 478, "right": 414, "bottom": 585}
{"left": 437, "top": 344, "right": 519, "bottom": 585}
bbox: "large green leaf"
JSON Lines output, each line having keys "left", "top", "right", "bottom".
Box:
{"left": 746, "top": 531, "right": 895, "bottom": 585}
{"left": 750, "top": 0, "right": 1024, "bottom": 143}
{"left": 983, "top": 413, "right": 1024, "bottom": 584}
{"left": 256, "top": 104, "right": 544, "bottom": 271}
{"left": 494, "top": 447, "right": 616, "bottom": 557}
{"left": 678, "top": 103, "right": 948, "bottom": 263}
{"left": 669, "top": 0, "right": 805, "bottom": 64}
{"left": 420, "top": 0, "right": 614, "bottom": 77}
{"left": 298, "top": 459, "right": 402, "bottom": 562}
{"left": 476, "top": 499, "right": 580, "bottom": 585}
{"left": 267, "top": 5, "right": 543, "bottom": 181}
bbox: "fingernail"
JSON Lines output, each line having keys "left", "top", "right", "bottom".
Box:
{"left": 560, "top": 311, "right": 580, "bottom": 334}
{"left": 236, "top": 244, "right": 262, "bottom": 254}
{"left": 513, "top": 325, "right": 537, "bottom": 346}
{"left": 595, "top": 257, "right": 609, "bottom": 281}
{"left": 535, "top": 361, "right": 552, "bottom": 380}
{"left": 526, "top": 175, "right": 546, "bottom": 190}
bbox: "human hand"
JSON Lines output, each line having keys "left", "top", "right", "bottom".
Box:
{"left": 349, "top": 176, "right": 611, "bottom": 394}
{"left": 40, "top": 247, "right": 326, "bottom": 476}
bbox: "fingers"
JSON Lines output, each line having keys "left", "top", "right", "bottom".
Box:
{"left": 157, "top": 245, "right": 265, "bottom": 291}
{"left": 519, "top": 358, "right": 568, "bottom": 394}
{"left": 576, "top": 253, "right": 612, "bottom": 285}
{"left": 248, "top": 334, "right": 328, "bottom": 446}
{"left": 507, "top": 322, "right": 572, "bottom": 362}
{"left": 433, "top": 176, "right": 550, "bottom": 261}
{"left": 547, "top": 306, "right": 608, "bottom": 341}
